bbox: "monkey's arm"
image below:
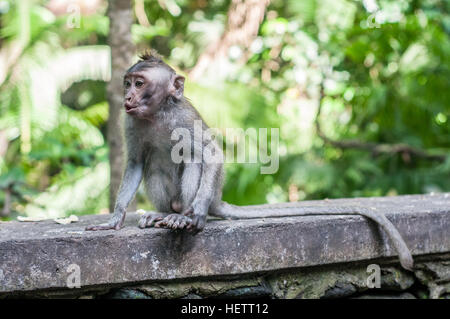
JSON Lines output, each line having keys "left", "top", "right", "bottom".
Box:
{"left": 86, "top": 160, "right": 143, "bottom": 231}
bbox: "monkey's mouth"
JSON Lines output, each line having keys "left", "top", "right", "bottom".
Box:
{"left": 124, "top": 104, "right": 137, "bottom": 113}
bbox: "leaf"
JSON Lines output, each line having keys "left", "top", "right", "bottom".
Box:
{"left": 54, "top": 214, "right": 79, "bottom": 225}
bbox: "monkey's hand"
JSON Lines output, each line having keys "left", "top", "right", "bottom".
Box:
{"left": 153, "top": 213, "right": 192, "bottom": 230}
{"left": 138, "top": 211, "right": 169, "bottom": 229}
{"left": 85, "top": 212, "right": 125, "bottom": 231}
{"left": 182, "top": 207, "right": 207, "bottom": 234}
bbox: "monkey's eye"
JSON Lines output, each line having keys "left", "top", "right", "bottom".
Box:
{"left": 135, "top": 80, "right": 144, "bottom": 88}
{"left": 124, "top": 80, "right": 131, "bottom": 88}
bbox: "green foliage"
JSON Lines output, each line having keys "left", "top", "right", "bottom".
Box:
{"left": 0, "top": 0, "right": 448, "bottom": 220}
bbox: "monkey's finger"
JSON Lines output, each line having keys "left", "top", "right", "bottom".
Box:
{"left": 182, "top": 207, "right": 194, "bottom": 217}
{"left": 187, "top": 217, "right": 197, "bottom": 229}
{"left": 154, "top": 220, "right": 165, "bottom": 228}
{"left": 189, "top": 216, "right": 206, "bottom": 234}
{"left": 171, "top": 217, "right": 182, "bottom": 229}
{"left": 148, "top": 216, "right": 163, "bottom": 227}
{"left": 175, "top": 216, "right": 188, "bottom": 229}
{"left": 186, "top": 218, "right": 198, "bottom": 233}
{"left": 138, "top": 217, "right": 148, "bottom": 229}
{"left": 156, "top": 216, "right": 173, "bottom": 228}
{"left": 170, "top": 215, "right": 184, "bottom": 228}
{"left": 138, "top": 212, "right": 159, "bottom": 228}
{"left": 139, "top": 216, "right": 153, "bottom": 228}
{"left": 197, "top": 219, "right": 206, "bottom": 230}
{"left": 165, "top": 218, "right": 175, "bottom": 228}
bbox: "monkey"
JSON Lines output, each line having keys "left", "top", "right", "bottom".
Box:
{"left": 86, "top": 51, "right": 414, "bottom": 271}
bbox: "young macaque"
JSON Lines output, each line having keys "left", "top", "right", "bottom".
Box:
{"left": 86, "top": 51, "right": 413, "bottom": 271}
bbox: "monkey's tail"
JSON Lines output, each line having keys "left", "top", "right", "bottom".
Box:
{"left": 211, "top": 201, "right": 414, "bottom": 271}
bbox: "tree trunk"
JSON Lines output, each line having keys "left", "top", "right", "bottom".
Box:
{"left": 107, "top": 0, "right": 135, "bottom": 212}
{"left": 189, "top": 0, "right": 270, "bottom": 81}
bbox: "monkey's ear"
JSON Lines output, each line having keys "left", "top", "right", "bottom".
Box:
{"left": 170, "top": 75, "right": 185, "bottom": 100}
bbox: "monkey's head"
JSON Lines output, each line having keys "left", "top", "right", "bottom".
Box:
{"left": 123, "top": 50, "right": 185, "bottom": 119}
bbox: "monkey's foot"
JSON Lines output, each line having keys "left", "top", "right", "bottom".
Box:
{"left": 154, "top": 214, "right": 192, "bottom": 230}
{"left": 182, "top": 208, "right": 207, "bottom": 234}
{"left": 138, "top": 211, "right": 169, "bottom": 229}
{"left": 186, "top": 214, "right": 207, "bottom": 234}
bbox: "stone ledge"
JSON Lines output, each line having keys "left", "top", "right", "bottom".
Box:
{"left": 0, "top": 193, "right": 449, "bottom": 294}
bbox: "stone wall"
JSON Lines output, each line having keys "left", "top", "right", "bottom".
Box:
{"left": 1, "top": 193, "right": 449, "bottom": 299}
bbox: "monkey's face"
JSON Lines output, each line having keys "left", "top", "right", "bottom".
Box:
{"left": 123, "top": 69, "right": 168, "bottom": 120}
{"left": 123, "top": 68, "right": 185, "bottom": 120}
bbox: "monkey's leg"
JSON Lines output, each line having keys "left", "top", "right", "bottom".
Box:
{"left": 141, "top": 160, "right": 191, "bottom": 230}
{"left": 154, "top": 214, "right": 192, "bottom": 230}
{"left": 86, "top": 161, "right": 143, "bottom": 231}
{"left": 183, "top": 160, "right": 222, "bottom": 233}
{"left": 144, "top": 163, "right": 177, "bottom": 213}
{"left": 180, "top": 163, "right": 201, "bottom": 210}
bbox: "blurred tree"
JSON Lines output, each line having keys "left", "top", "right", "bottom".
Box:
{"left": 190, "top": 0, "right": 270, "bottom": 81}
{"left": 0, "top": 0, "right": 448, "bottom": 220}
{"left": 107, "top": 0, "right": 135, "bottom": 212}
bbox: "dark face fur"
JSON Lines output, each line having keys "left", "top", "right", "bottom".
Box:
{"left": 123, "top": 65, "right": 184, "bottom": 120}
